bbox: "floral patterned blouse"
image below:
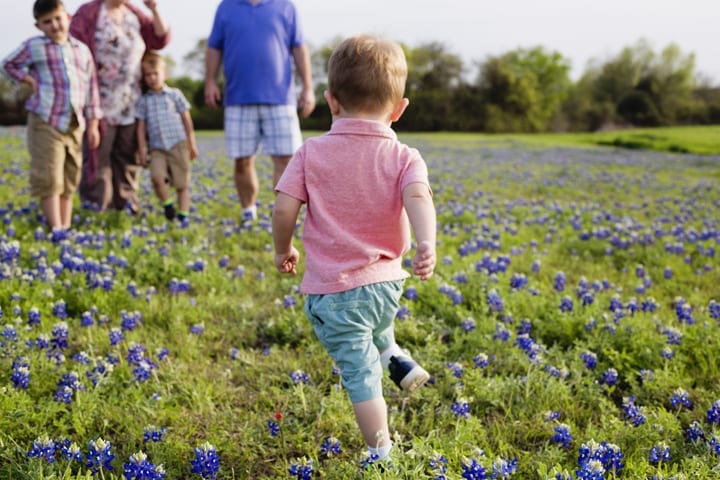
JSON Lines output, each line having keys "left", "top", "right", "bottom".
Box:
{"left": 94, "top": 3, "right": 145, "bottom": 126}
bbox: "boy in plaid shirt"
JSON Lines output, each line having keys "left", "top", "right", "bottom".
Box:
{"left": 135, "top": 51, "right": 198, "bottom": 222}
{"left": 2, "top": 0, "right": 101, "bottom": 234}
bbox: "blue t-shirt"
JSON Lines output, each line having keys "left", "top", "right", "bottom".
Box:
{"left": 207, "top": 0, "right": 303, "bottom": 106}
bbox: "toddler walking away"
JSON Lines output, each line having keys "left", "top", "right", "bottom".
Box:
{"left": 272, "top": 35, "right": 437, "bottom": 463}
{"left": 135, "top": 51, "right": 198, "bottom": 222}
{"left": 2, "top": 0, "right": 101, "bottom": 233}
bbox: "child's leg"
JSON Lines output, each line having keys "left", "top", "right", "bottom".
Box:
{"left": 353, "top": 397, "right": 391, "bottom": 449}
{"left": 151, "top": 174, "right": 170, "bottom": 202}
{"left": 41, "top": 195, "right": 62, "bottom": 229}
{"left": 59, "top": 195, "right": 73, "bottom": 229}
{"left": 177, "top": 187, "right": 190, "bottom": 214}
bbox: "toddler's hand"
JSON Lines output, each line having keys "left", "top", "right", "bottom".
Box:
{"left": 412, "top": 240, "right": 436, "bottom": 281}
{"left": 275, "top": 247, "right": 300, "bottom": 275}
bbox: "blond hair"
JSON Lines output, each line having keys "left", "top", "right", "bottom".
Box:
{"left": 327, "top": 35, "right": 407, "bottom": 113}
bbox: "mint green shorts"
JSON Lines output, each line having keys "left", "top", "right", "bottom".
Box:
{"left": 304, "top": 280, "right": 403, "bottom": 403}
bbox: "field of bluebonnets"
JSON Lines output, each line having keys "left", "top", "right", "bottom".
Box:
{"left": 1, "top": 126, "right": 720, "bottom": 480}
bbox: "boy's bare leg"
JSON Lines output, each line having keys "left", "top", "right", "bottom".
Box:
{"left": 151, "top": 176, "right": 170, "bottom": 203}
{"left": 352, "top": 398, "right": 391, "bottom": 449}
{"left": 59, "top": 195, "right": 73, "bottom": 229}
{"left": 177, "top": 187, "right": 190, "bottom": 213}
{"left": 41, "top": 195, "right": 62, "bottom": 229}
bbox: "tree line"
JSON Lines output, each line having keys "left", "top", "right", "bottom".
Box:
{"left": 2, "top": 38, "right": 719, "bottom": 132}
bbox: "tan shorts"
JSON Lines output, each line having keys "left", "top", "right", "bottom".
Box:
{"left": 27, "top": 112, "right": 83, "bottom": 198}
{"left": 149, "top": 140, "right": 191, "bottom": 189}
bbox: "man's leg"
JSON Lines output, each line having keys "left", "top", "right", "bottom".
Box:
{"left": 59, "top": 195, "right": 73, "bottom": 229}
{"left": 234, "top": 155, "right": 258, "bottom": 209}
{"left": 271, "top": 154, "right": 292, "bottom": 188}
{"left": 41, "top": 195, "right": 61, "bottom": 229}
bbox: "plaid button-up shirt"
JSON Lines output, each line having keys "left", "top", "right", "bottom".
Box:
{"left": 2, "top": 35, "right": 102, "bottom": 132}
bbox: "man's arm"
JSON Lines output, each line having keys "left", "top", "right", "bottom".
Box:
{"left": 204, "top": 47, "right": 223, "bottom": 109}
{"left": 292, "top": 44, "right": 316, "bottom": 118}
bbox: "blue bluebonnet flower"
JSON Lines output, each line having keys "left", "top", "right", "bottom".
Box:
{"left": 638, "top": 369, "right": 654, "bottom": 383}
{"left": 674, "top": 297, "right": 695, "bottom": 324}
{"left": 132, "top": 359, "right": 158, "bottom": 382}
{"left": 121, "top": 310, "right": 142, "bottom": 331}
{"left": 86, "top": 438, "right": 115, "bottom": 474}
{"left": 451, "top": 398, "right": 470, "bottom": 418}
{"left": 127, "top": 281, "right": 139, "bottom": 297}
{"left": 509, "top": 273, "right": 527, "bottom": 289}
{"left": 191, "top": 442, "right": 220, "bottom": 479}
{"left": 580, "top": 351, "right": 597, "bottom": 370}
{"left": 447, "top": 362, "right": 464, "bottom": 378}
{"left": 267, "top": 420, "right": 280, "bottom": 437}
{"left": 290, "top": 370, "right": 310, "bottom": 384}
{"left": 661, "top": 346, "right": 675, "bottom": 359}
{"left": 544, "top": 411, "right": 561, "bottom": 422}
{"left": 490, "top": 456, "right": 517, "bottom": 478}
{"left": 127, "top": 342, "right": 148, "bottom": 364}
{"left": 218, "top": 255, "right": 229, "bottom": 268}
{"left": 73, "top": 351, "right": 90, "bottom": 364}
{"left": 661, "top": 326, "right": 682, "bottom": 345}
{"left": 473, "top": 353, "right": 489, "bottom": 369}
{"left": 487, "top": 289, "right": 504, "bottom": 313}
{"left": 439, "top": 284, "right": 463, "bottom": 305}
{"left": 396, "top": 305, "right": 411, "bottom": 320}
{"left": 1, "top": 323, "right": 18, "bottom": 347}
{"left": 282, "top": 295, "right": 297, "bottom": 308}
{"left": 11, "top": 356, "right": 30, "bottom": 389}
{"left": 531, "top": 260, "right": 540, "bottom": 273}
{"left": 707, "top": 400, "right": 720, "bottom": 424}
{"left": 686, "top": 420, "right": 705, "bottom": 442}
{"left": 663, "top": 266, "right": 673, "bottom": 279}
{"left": 461, "top": 457, "right": 487, "bottom": 479}
{"left": 156, "top": 348, "right": 170, "bottom": 361}
{"left": 54, "top": 371, "right": 85, "bottom": 403}
{"left": 461, "top": 317, "right": 476, "bottom": 332}
{"left": 429, "top": 453, "right": 448, "bottom": 478}
{"left": 59, "top": 439, "right": 83, "bottom": 462}
{"left": 622, "top": 396, "right": 646, "bottom": 427}
{"left": 288, "top": 457, "right": 313, "bottom": 479}
{"left": 580, "top": 291, "right": 594, "bottom": 306}
{"left": 559, "top": 296, "right": 573, "bottom": 312}
{"left": 551, "top": 424, "right": 573, "bottom": 449}
{"left": 576, "top": 440, "right": 624, "bottom": 477}
{"left": 600, "top": 368, "right": 618, "bottom": 386}
{"left": 709, "top": 300, "right": 720, "bottom": 320}
{"left": 404, "top": 287, "right": 418, "bottom": 300}
{"left": 514, "top": 334, "right": 542, "bottom": 362}
{"left": 233, "top": 266, "right": 245, "bottom": 278}
{"left": 229, "top": 347, "right": 240, "bottom": 360}
{"left": 143, "top": 426, "right": 168, "bottom": 443}
{"left": 123, "top": 451, "right": 166, "bottom": 479}
{"left": 109, "top": 327, "right": 124, "bottom": 346}
{"left": 553, "top": 272, "right": 566, "bottom": 292}
{"left": 641, "top": 297, "right": 658, "bottom": 312}
{"left": 670, "top": 388, "right": 693, "bottom": 409}
{"left": 28, "top": 435, "right": 57, "bottom": 463}
{"left": 452, "top": 272, "right": 468, "bottom": 284}
{"left": 493, "top": 324, "right": 510, "bottom": 342}
{"left": 360, "top": 451, "right": 380, "bottom": 470}
{"left": 50, "top": 321, "right": 69, "bottom": 350}
{"left": 710, "top": 436, "right": 720, "bottom": 456}
{"left": 27, "top": 306, "right": 41, "bottom": 326}
{"left": 320, "top": 436, "right": 342, "bottom": 457}
{"left": 648, "top": 442, "right": 671, "bottom": 464}
{"left": 52, "top": 299, "right": 68, "bottom": 319}
{"left": 190, "top": 323, "right": 205, "bottom": 335}
{"left": 516, "top": 319, "right": 532, "bottom": 335}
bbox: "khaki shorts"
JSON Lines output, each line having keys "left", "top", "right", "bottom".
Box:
{"left": 27, "top": 113, "right": 83, "bottom": 198}
{"left": 149, "top": 140, "right": 191, "bottom": 189}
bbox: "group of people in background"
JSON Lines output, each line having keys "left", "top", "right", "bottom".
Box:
{"left": 3, "top": 0, "right": 439, "bottom": 467}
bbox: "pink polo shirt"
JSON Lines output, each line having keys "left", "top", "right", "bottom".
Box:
{"left": 276, "top": 117, "right": 431, "bottom": 294}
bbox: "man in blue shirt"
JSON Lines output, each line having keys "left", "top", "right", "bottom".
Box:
{"left": 204, "top": 0, "right": 315, "bottom": 222}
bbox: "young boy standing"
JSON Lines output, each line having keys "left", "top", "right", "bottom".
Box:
{"left": 272, "top": 35, "right": 437, "bottom": 462}
{"left": 135, "top": 51, "right": 198, "bottom": 222}
{"left": 2, "top": 0, "right": 101, "bottom": 233}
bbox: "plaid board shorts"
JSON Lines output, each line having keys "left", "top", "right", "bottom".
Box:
{"left": 224, "top": 104, "right": 302, "bottom": 158}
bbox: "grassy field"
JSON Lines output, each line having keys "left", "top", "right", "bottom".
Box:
{"left": 0, "top": 126, "right": 719, "bottom": 479}
{"left": 390, "top": 124, "right": 720, "bottom": 156}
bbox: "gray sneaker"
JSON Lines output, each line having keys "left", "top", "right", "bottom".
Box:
{"left": 388, "top": 355, "right": 429, "bottom": 393}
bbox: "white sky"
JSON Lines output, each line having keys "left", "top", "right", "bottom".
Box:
{"left": 2, "top": 0, "right": 718, "bottom": 84}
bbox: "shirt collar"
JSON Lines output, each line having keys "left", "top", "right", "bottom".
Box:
{"left": 328, "top": 118, "right": 397, "bottom": 140}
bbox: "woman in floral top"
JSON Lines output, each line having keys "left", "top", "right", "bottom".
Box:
{"left": 70, "top": 0, "right": 170, "bottom": 213}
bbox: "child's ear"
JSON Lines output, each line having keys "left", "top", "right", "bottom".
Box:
{"left": 389, "top": 98, "right": 409, "bottom": 122}
{"left": 324, "top": 90, "right": 341, "bottom": 116}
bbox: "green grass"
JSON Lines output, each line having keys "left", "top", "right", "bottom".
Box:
{"left": 372, "top": 124, "right": 720, "bottom": 155}
{"left": 0, "top": 127, "right": 719, "bottom": 479}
